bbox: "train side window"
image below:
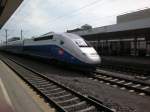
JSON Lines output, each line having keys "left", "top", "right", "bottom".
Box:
{"left": 60, "top": 40, "right": 64, "bottom": 45}
{"left": 34, "top": 35, "right": 53, "bottom": 41}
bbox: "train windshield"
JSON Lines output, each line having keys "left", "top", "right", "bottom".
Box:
{"left": 74, "top": 39, "right": 91, "bottom": 47}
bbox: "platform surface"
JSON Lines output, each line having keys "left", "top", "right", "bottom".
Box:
{"left": 0, "top": 78, "right": 14, "bottom": 112}
{"left": 0, "top": 60, "right": 48, "bottom": 112}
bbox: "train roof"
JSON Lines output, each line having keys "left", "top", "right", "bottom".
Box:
{"left": 34, "top": 32, "right": 82, "bottom": 40}
{"left": 62, "top": 33, "right": 82, "bottom": 39}
{"left": 4, "top": 33, "right": 82, "bottom": 43}
{"left": 7, "top": 37, "right": 20, "bottom": 42}
{"left": 40, "top": 32, "right": 55, "bottom": 37}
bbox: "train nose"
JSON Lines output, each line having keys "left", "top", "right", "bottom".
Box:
{"left": 88, "top": 55, "right": 101, "bottom": 65}
{"left": 80, "top": 47, "right": 101, "bottom": 65}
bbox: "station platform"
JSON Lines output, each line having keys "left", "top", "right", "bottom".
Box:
{"left": 101, "top": 56, "right": 150, "bottom": 66}
{"left": 101, "top": 56, "right": 150, "bottom": 70}
{"left": 0, "top": 60, "right": 54, "bottom": 112}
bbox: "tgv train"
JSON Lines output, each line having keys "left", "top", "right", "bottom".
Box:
{"left": 0, "top": 32, "right": 101, "bottom": 70}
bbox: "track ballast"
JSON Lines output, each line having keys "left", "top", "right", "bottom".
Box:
{"left": 90, "top": 69, "right": 150, "bottom": 96}
{"left": 1, "top": 57, "right": 114, "bottom": 112}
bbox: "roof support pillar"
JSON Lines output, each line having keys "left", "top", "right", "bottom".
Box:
{"left": 134, "top": 37, "right": 138, "bottom": 56}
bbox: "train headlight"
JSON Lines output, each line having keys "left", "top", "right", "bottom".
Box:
{"left": 82, "top": 52, "right": 87, "bottom": 56}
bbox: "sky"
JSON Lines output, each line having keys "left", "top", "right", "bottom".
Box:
{"left": 0, "top": 0, "right": 150, "bottom": 40}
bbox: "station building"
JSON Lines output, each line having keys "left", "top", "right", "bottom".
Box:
{"left": 67, "top": 8, "right": 150, "bottom": 57}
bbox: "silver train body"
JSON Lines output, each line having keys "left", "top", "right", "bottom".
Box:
{"left": 0, "top": 33, "right": 101, "bottom": 70}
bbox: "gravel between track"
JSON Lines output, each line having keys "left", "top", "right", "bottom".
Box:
{"left": 1, "top": 53, "right": 150, "bottom": 112}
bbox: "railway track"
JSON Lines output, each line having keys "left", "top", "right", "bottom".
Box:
{"left": 1, "top": 57, "right": 114, "bottom": 112}
{"left": 90, "top": 69, "right": 150, "bottom": 96}
{"left": 98, "top": 64, "right": 150, "bottom": 78}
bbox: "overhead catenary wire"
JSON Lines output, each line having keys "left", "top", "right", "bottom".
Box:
{"left": 3, "top": 0, "right": 150, "bottom": 37}
{"left": 50, "top": 5, "right": 150, "bottom": 32}
{"left": 47, "top": 0, "right": 150, "bottom": 30}
{"left": 47, "top": 0, "right": 104, "bottom": 23}
{"left": 49, "top": 14, "right": 116, "bottom": 32}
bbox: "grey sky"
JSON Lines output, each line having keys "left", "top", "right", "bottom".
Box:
{"left": 0, "top": 0, "right": 150, "bottom": 40}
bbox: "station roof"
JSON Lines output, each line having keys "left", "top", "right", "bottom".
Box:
{"left": 0, "top": 0, "right": 23, "bottom": 29}
{"left": 117, "top": 8, "right": 150, "bottom": 23}
{"left": 69, "top": 9, "right": 150, "bottom": 41}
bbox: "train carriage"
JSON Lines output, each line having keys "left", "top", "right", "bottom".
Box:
{"left": 0, "top": 32, "right": 101, "bottom": 71}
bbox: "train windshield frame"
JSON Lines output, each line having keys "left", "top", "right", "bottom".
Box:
{"left": 74, "top": 39, "right": 91, "bottom": 47}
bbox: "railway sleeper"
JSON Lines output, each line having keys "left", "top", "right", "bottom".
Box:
{"left": 36, "top": 84, "right": 57, "bottom": 89}
{"left": 51, "top": 93, "right": 74, "bottom": 102}
{"left": 31, "top": 83, "right": 53, "bottom": 88}
{"left": 30, "top": 79, "right": 46, "bottom": 83}
{"left": 124, "top": 82, "right": 133, "bottom": 85}
{"left": 46, "top": 90, "right": 68, "bottom": 97}
{"left": 26, "top": 77, "right": 43, "bottom": 81}
{"left": 42, "top": 87, "right": 63, "bottom": 94}
{"left": 31, "top": 79, "right": 50, "bottom": 83}
{"left": 132, "top": 84, "right": 141, "bottom": 88}
{"left": 63, "top": 101, "right": 89, "bottom": 112}
{"left": 76, "top": 106, "right": 97, "bottom": 112}
{"left": 43, "top": 85, "right": 60, "bottom": 90}
{"left": 57, "top": 97, "right": 81, "bottom": 106}
{"left": 141, "top": 86, "right": 150, "bottom": 90}
{"left": 117, "top": 80, "right": 126, "bottom": 84}
{"left": 35, "top": 83, "right": 54, "bottom": 89}
{"left": 30, "top": 81, "right": 50, "bottom": 85}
